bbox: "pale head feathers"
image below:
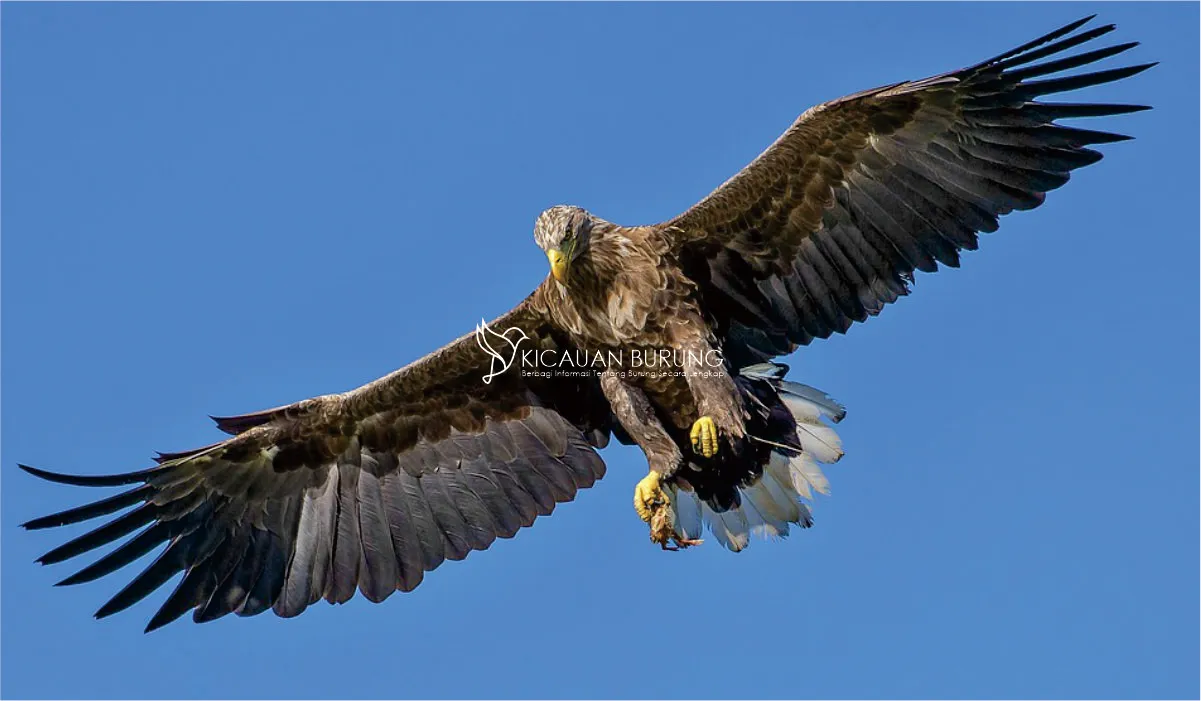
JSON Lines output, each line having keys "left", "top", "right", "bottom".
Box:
{"left": 533, "top": 205, "right": 595, "bottom": 257}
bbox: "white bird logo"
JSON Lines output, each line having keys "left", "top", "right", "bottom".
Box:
{"left": 475, "top": 319, "right": 530, "bottom": 384}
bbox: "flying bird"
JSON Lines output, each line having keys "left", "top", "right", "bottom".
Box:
{"left": 21, "top": 16, "right": 1151, "bottom": 632}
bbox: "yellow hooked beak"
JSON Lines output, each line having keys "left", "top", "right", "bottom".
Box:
{"left": 547, "top": 248, "right": 568, "bottom": 283}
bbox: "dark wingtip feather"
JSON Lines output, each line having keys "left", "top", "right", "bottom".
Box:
{"left": 18, "top": 463, "right": 161, "bottom": 488}
{"left": 22, "top": 485, "right": 152, "bottom": 531}
{"left": 988, "top": 24, "right": 1120, "bottom": 75}
{"left": 34, "top": 505, "right": 159, "bottom": 566}
{"left": 95, "top": 584, "right": 145, "bottom": 621}
{"left": 144, "top": 584, "right": 197, "bottom": 633}
{"left": 980, "top": 15, "right": 1100, "bottom": 68}
{"left": 1054, "top": 125, "right": 1137, "bottom": 145}
{"left": 1021, "top": 62, "right": 1158, "bottom": 100}
{"left": 143, "top": 600, "right": 187, "bottom": 630}
{"left": 51, "top": 527, "right": 164, "bottom": 586}
{"left": 1032, "top": 102, "right": 1153, "bottom": 120}
{"left": 1007, "top": 41, "right": 1143, "bottom": 83}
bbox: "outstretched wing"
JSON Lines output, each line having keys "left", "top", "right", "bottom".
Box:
{"left": 21, "top": 285, "right": 612, "bottom": 632}
{"left": 659, "top": 16, "right": 1152, "bottom": 365}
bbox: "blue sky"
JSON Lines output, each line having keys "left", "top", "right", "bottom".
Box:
{"left": 2, "top": 3, "right": 1196, "bottom": 699}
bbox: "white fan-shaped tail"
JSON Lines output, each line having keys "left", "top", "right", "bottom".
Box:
{"left": 682, "top": 452, "right": 825, "bottom": 553}
{"left": 667, "top": 372, "right": 844, "bottom": 553}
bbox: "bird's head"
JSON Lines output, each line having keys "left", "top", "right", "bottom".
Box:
{"left": 534, "top": 205, "right": 594, "bottom": 285}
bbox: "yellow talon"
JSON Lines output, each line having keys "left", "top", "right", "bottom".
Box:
{"left": 633, "top": 470, "right": 704, "bottom": 551}
{"left": 633, "top": 471, "right": 667, "bottom": 523}
{"left": 690, "top": 416, "right": 719, "bottom": 458}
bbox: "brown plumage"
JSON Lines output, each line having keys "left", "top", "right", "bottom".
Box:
{"left": 21, "top": 16, "right": 1150, "bottom": 631}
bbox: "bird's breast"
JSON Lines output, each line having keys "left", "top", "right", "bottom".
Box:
{"left": 552, "top": 282, "right": 684, "bottom": 349}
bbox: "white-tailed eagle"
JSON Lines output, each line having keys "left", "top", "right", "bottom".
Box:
{"left": 21, "top": 16, "right": 1151, "bottom": 632}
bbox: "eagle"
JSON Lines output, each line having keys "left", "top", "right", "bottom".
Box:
{"left": 21, "top": 16, "right": 1151, "bottom": 632}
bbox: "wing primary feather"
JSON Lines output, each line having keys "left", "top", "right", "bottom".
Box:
{"left": 18, "top": 463, "right": 166, "bottom": 487}
{"left": 55, "top": 521, "right": 178, "bottom": 586}
{"left": 208, "top": 528, "right": 268, "bottom": 620}
{"left": 22, "top": 485, "right": 153, "bottom": 530}
{"left": 94, "top": 540, "right": 189, "bottom": 620}
{"left": 925, "top": 141, "right": 1069, "bottom": 195}
{"left": 36, "top": 504, "right": 160, "bottom": 565}
{"left": 143, "top": 523, "right": 231, "bottom": 632}
{"left": 1018, "top": 63, "right": 1157, "bottom": 98}
{"left": 1023, "top": 102, "right": 1151, "bottom": 120}
{"left": 1005, "top": 42, "right": 1140, "bottom": 82}
{"left": 989, "top": 23, "right": 1116, "bottom": 72}
{"left": 145, "top": 565, "right": 210, "bottom": 633}
{"left": 193, "top": 526, "right": 251, "bottom": 623}
{"left": 974, "top": 15, "right": 1098, "bottom": 69}
{"left": 239, "top": 530, "right": 290, "bottom": 616}
{"left": 238, "top": 496, "right": 300, "bottom": 617}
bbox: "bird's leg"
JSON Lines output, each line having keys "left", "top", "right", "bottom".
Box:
{"left": 598, "top": 371, "right": 700, "bottom": 550}
{"left": 672, "top": 333, "right": 746, "bottom": 458}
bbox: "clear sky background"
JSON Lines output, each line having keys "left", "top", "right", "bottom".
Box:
{"left": 2, "top": 3, "right": 1197, "bottom": 699}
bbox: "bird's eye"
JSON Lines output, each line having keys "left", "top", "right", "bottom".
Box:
{"left": 563, "top": 229, "right": 575, "bottom": 243}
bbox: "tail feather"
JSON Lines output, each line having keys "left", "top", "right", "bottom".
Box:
{"left": 795, "top": 422, "right": 844, "bottom": 464}
{"left": 742, "top": 478, "right": 792, "bottom": 529}
{"left": 760, "top": 464, "right": 805, "bottom": 524}
{"left": 790, "top": 451, "right": 832, "bottom": 497}
{"left": 778, "top": 381, "right": 847, "bottom": 423}
{"left": 669, "top": 363, "right": 844, "bottom": 552}
{"left": 741, "top": 481, "right": 790, "bottom": 539}
{"left": 701, "top": 502, "right": 750, "bottom": 552}
{"left": 673, "top": 487, "right": 704, "bottom": 542}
